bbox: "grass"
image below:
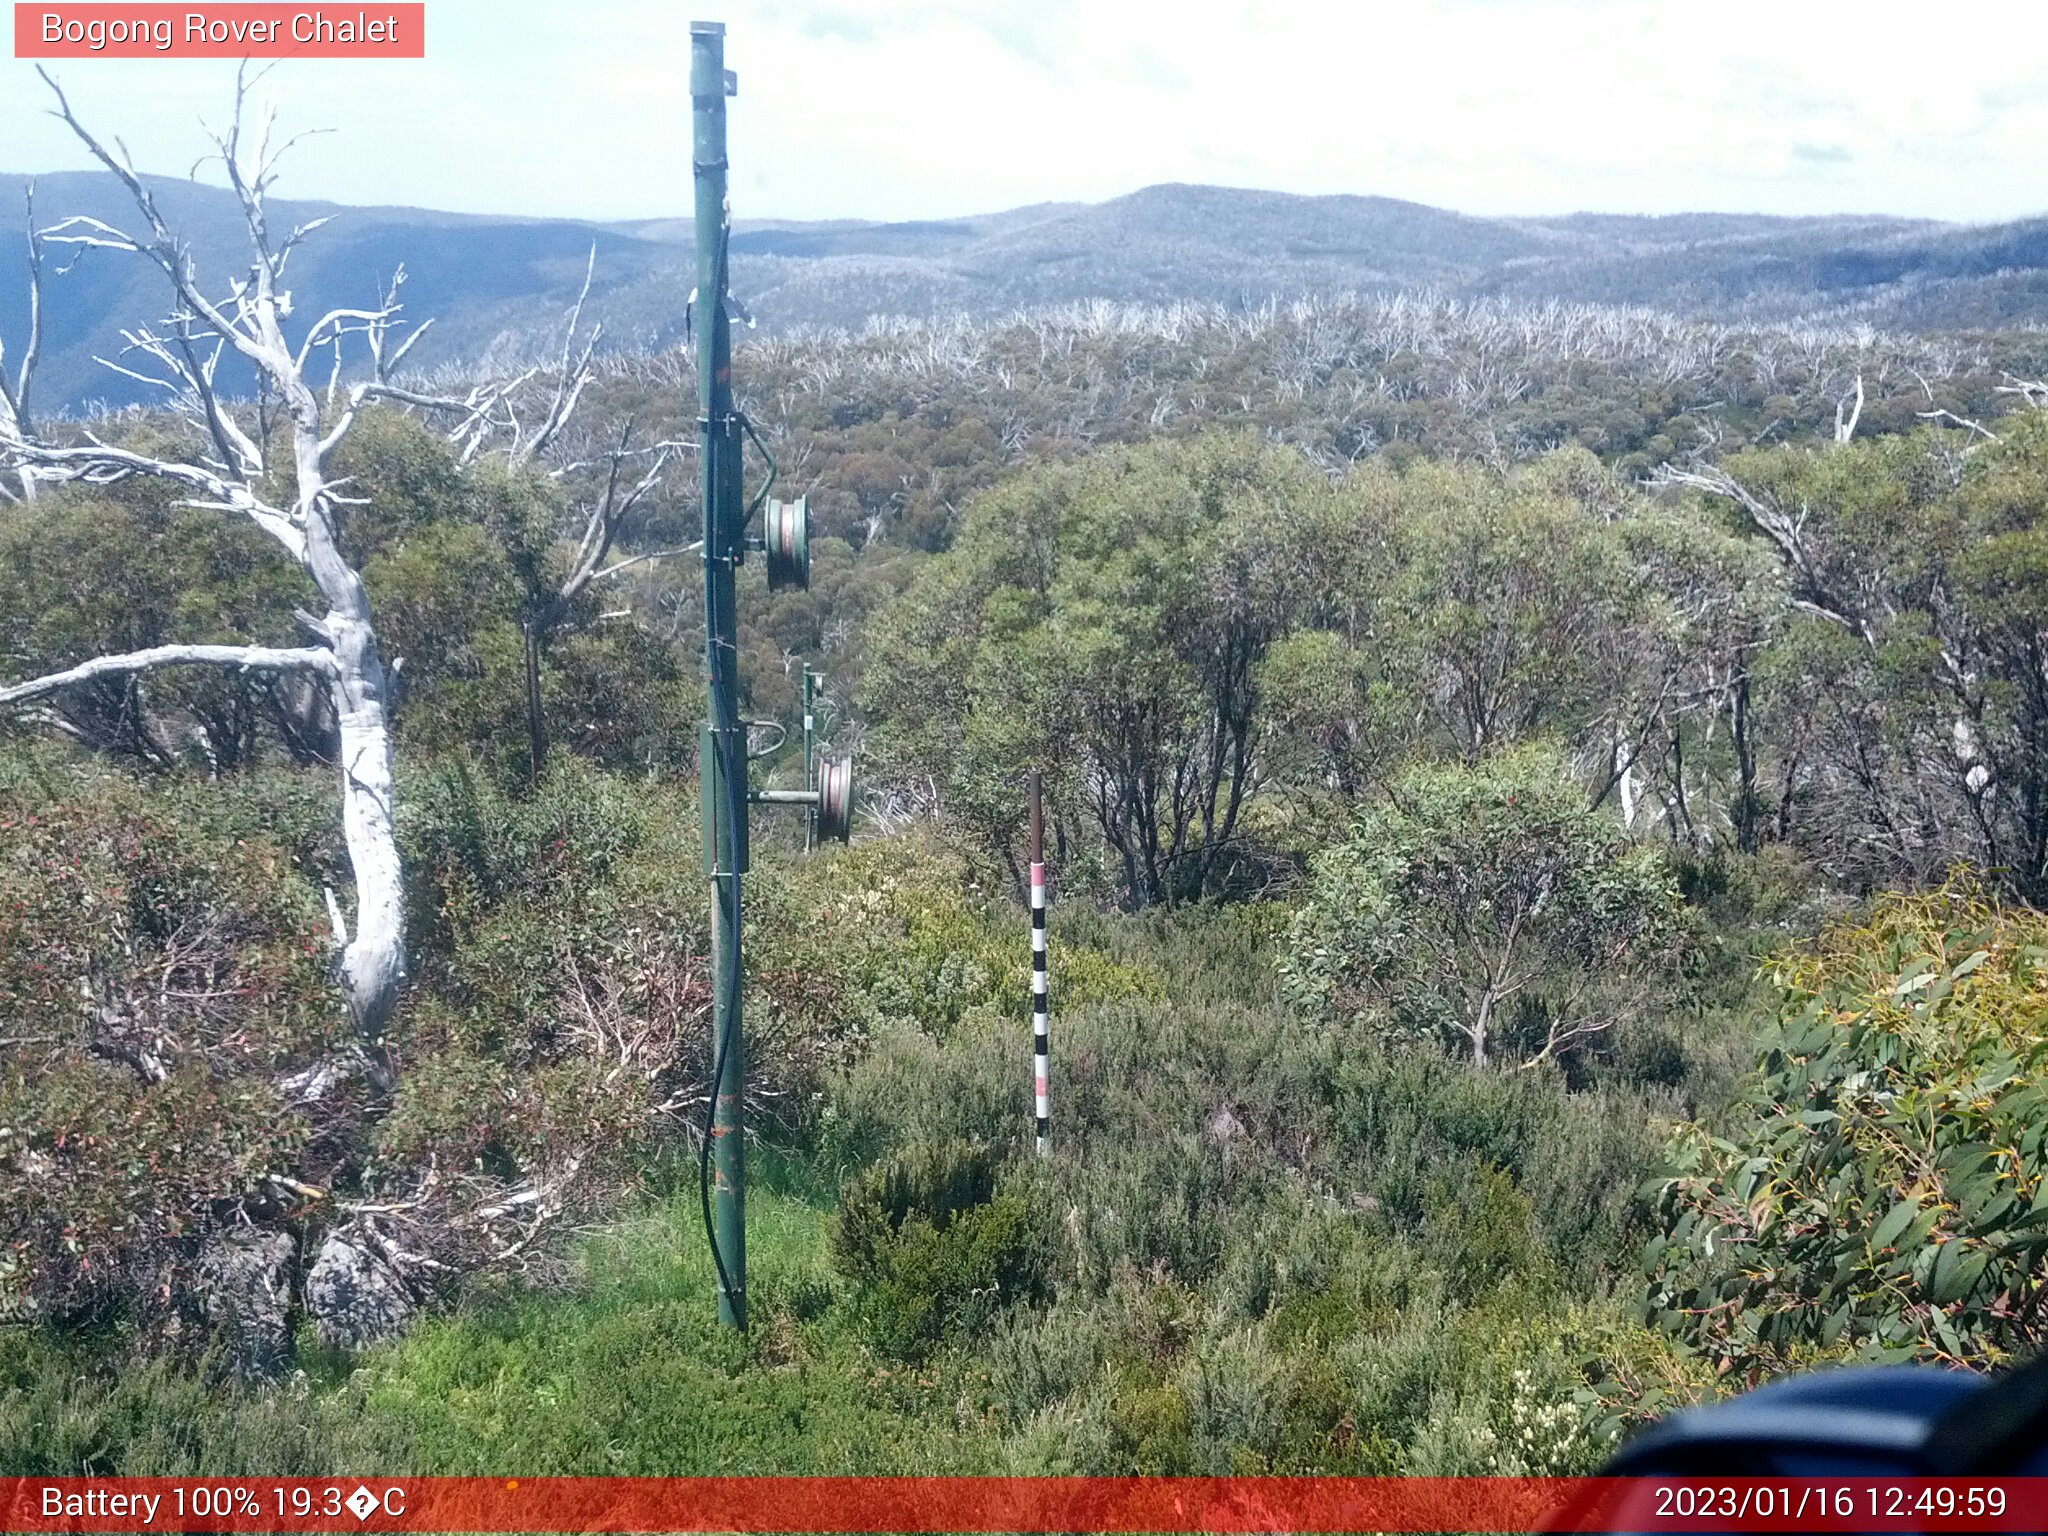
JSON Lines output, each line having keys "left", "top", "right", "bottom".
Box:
{"left": 350, "top": 1190, "right": 1000, "bottom": 1474}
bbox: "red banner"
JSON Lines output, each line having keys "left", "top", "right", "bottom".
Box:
{"left": 13, "top": 4, "right": 425, "bottom": 58}
{"left": 1, "top": 1477, "right": 2046, "bottom": 1533}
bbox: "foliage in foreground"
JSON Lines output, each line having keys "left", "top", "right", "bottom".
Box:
{"left": 0, "top": 743, "right": 1167, "bottom": 1340}
{"left": 1, "top": 859, "right": 1726, "bottom": 1476}
{"left": 1646, "top": 883, "right": 2048, "bottom": 1378}
{"left": 0, "top": 1189, "right": 987, "bottom": 1476}
{"left": 0, "top": 751, "right": 340, "bottom": 1325}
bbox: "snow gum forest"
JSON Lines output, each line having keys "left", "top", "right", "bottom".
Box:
{"left": 6, "top": 81, "right": 2048, "bottom": 1477}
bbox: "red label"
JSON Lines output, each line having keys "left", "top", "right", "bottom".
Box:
{"left": 0, "top": 1477, "right": 2046, "bottom": 1533}
{"left": 14, "top": 4, "right": 425, "bottom": 57}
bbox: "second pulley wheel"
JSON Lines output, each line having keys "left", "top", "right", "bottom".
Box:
{"left": 815, "top": 753, "right": 854, "bottom": 843}
{"left": 764, "top": 496, "right": 810, "bottom": 591}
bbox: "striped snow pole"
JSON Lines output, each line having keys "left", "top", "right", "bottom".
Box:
{"left": 1029, "top": 770, "right": 1050, "bottom": 1156}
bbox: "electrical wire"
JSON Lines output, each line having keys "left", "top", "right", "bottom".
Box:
{"left": 698, "top": 677, "right": 747, "bottom": 1322}
{"left": 698, "top": 209, "right": 746, "bottom": 1327}
{"left": 744, "top": 719, "right": 789, "bottom": 759}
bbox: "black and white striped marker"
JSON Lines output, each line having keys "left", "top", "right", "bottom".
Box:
{"left": 1031, "top": 856, "right": 1049, "bottom": 1156}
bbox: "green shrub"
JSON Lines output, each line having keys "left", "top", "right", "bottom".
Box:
{"left": 347, "top": 416, "right": 698, "bottom": 782}
{"left": 400, "top": 754, "right": 656, "bottom": 956}
{"left": 1323, "top": 1044, "right": 1672, "bottom": 1286}
{"left": 0, "top": 1326, "right": 381, "bottom": 1475}
{"left": 830, "top": 1140, "right": 1048, "bottom": 1358}
{"left": 1646, "top": 883, "right": 2048, "bottom": 1377}
{"left": 1284, "top": 745, "right": 1685, "bottom": 1069}
{"left": 380, "top": 764, "right": 797, "bottom": 1262}
{"left": 0, "top": 757, "right": 337, "bottom": 1326}
{"left": 1425, "top": 1161, "right": 1545, "bottom": 1301}
{"left": 0, "top": 1189, "right": 994, "bottom": 1476}
{"left": 1106, "top": 1378, "right": 1197, "bottom": 1474}
{"left": 749, "top": 831, "right": 1162, "bottom": 1052}
{"left": 816, "top": 1019, "right": 1023, "bottom": 1170}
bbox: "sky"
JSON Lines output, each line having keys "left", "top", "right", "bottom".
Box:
{"left": 4, "top": 0, "right": 2048, "bottom": 226}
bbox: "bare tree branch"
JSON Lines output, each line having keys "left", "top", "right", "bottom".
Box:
{"left": 1997, "top": 375, "right": 2048, "bottom": 410}
{"left": 590, "top": 543, "right": 700, "bottom": 583}
{"left": 0, "top": 643, "right": 337, "bottom": 707}
{"left": 547, "top": 428, "right": 678, "bottom": 623}
{"left": 512, "top": 244, "right": 601, "bottom": 467}
{"left": 1919, "top": 407, "right": 2000, "bottom": 443}
{"left": 5, "top": 433, "right": 306, "bottom": 554}
{"left": 1648, "top": 460, "right": 1869, "bottom": 641}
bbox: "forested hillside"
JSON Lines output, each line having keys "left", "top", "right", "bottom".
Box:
{"left": 9, "top": 170, "right": 2048, "bottom": 413}
{"left": 6, "top": 138, "right": 2048, "bottom": 1479}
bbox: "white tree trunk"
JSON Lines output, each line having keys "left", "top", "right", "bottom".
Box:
{"left": 0, "top": 71, "right": 527, "bottom": 1053}
{"left": 1614, "top": 734, "right": 1641, "bottom": 830}
{"left": 1, "top": 69, "right": 632, "bottom": 1052}
{"left": 328, "top": 620, "right": 406, "bottom": 1040}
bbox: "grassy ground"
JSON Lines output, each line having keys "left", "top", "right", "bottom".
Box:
{"left": 341, "top": 1186, "right": 1002, "bottom": 1474}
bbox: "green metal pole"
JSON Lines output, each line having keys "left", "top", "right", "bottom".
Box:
{"left": 692, "top": 17, "right": 746, "bottom": 1331}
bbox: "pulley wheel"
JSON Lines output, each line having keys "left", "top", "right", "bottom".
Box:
{"left": 815, "top": 754, "right": 854, "bottom": 844}
{"left": 764, "top": 496, "right": 810, "bottom": 592}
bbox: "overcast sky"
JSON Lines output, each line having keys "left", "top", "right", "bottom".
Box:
{"left": 5, "top": 0, "right": 2047, "bottom": 226}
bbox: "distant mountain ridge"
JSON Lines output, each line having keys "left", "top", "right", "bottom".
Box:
{"left": 2, "top": 172, "right": 2043, "bottom": 413}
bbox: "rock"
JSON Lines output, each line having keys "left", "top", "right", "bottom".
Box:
{"left": 278, "top": 1059, "right": 344, "bottom": 1106}
{"left": 195, "top": 1228, "right": 296, "bottom": 1379}
{"left": 279, "top": 1040, "right": 393, "bottom": 1105}
{"left": 304, "top": 1233, "right": 413, "bottom": 1350}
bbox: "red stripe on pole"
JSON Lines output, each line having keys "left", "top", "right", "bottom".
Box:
{"left": 3, "top": 1478, "right": 2046, "bottom": 1532}
{"left": 14, "top": 4, "right": 426, "bottom": 57}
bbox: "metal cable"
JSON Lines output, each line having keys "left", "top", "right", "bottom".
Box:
{"left": 697, "top": 212, "right": 744, "bottom": 1324}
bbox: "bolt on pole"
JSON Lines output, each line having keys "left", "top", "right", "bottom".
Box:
{"left": 1030, "top": 770, "right": 1049, "bottom": 1156}
{"left": 692, "top": 17, "right": 747, "bottom": 1331}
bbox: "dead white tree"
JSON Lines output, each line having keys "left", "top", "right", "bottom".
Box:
{"left": 517, "top": 420, "right": 684, "bottom": 778}
{"left": 477, "top": 257, "right": 689, "bottom": 779}
{"left": 0, "top": 184, "right": 43, "bottom": 503}
{"left": 0, "top": 69, "right": 508, "bottom": 1053}
{"left": 1648, "top": 459, "right": 1878, "bottom": 644}
{"left": 1650, "top": 433, "right": 2017, "bottom": 876}
{"left": 1834, "top": 372, "right": 1864, "bottom": 445}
